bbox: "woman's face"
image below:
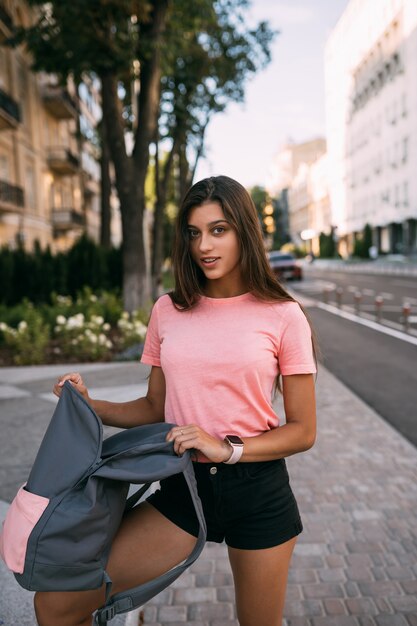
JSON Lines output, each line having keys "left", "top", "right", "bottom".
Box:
{"left": 187, "top": 202, "right": 244, "bottom": 293}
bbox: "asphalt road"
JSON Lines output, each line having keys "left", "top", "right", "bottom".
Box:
{"left": 291, "top": 271, "right": 417, "bottom": 448}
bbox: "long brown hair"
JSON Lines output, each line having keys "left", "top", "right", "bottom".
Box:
{"left": 169, "top": 175, "right": 318, "bottom": 388}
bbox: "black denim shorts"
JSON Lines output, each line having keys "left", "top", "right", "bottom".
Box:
{"left": 147, "top": 458, "right": 303, "bottom": 550}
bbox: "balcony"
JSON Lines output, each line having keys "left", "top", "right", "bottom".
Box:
{"left": 0, "top": 3, "right": 13, "bottom": 42}
{"left": 42, "top": 85, "right": 77, "bottom": 119}
{"left": 0, "top": 87, "right": 21, "bottom": 130}
{"left": 47, "top": 147, "right": 80, "bottom": 175}
{"left": 83, "top": 171, "right": 100, "bottom": 196}
{"left": 0, "top": 179, "right": 24, "bottom": 214}
{"left": 51, "top": 208, "right": 84, "bottom": 233}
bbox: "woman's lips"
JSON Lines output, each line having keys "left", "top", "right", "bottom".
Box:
{"left": 201, "top": 257, "right": 220, "bottom": 267}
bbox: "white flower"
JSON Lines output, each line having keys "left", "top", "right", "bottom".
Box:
{"left": 106, "top": 339, "right": 113, "bottom": 349}
{"left": 91, "top": 315, "right": 104, "bottom": 326}
{"left": 103, "top": 323, "right": 111, "bottom": 332}
{"left": 0, "top": 322, "right": 8, "bottom": 332}
{"left": 67, "top": 313, "right": 85, "bottom": 329}
{"left": 18, "top": 321, "right": 28, "bottom": 332}
{"left": 98, "top": 333, "right": 107, "bottom": 345}
{"left": 56, "top": 315, "right": 66, "bottom": 325}
{"left": 121, "top": 311, "right": 129, "bottom": 320}
{"left": 90, "top": 294, "right": 98, "bottom": 302}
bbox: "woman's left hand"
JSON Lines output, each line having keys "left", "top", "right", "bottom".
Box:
{"left": 166, "top": 425, "right": 231, "bottom": 463}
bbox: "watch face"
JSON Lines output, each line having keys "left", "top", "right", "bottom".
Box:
{"left": 226, "top": 435, "right": 244, "bottom": 445}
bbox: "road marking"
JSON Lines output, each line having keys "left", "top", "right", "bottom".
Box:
{"left": 316, "top": 302, "right": 417, "bottom": 346}
{"left": 348, "top": 286, "right": 358, "bottom": 293}
{"left": 380, "top": 292, "right": 394, "bottom": 300}
{"left": 362, "top": 288, "right": 375, "bottom": 296}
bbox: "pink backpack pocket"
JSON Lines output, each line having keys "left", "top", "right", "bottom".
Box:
{"left": 0, "top": 484, "right": 49, "bottom": 574}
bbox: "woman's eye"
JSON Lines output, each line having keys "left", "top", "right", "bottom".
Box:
{"left": 213, "top": 227, "right": 225, "bottom": 235}
{"left": 188, "top": 230, "right": 199, "bottom": 239}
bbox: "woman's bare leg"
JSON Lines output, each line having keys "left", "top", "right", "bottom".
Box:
{"left": 34, "top": 503, "right": 196, "bottom": 626}
{"left": 228, "top": 535, "right": 297, "bottom": 626}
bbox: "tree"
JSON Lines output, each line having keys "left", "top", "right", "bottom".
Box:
{"left": 9, "top": 0, "right": 168, "bottom": 311}
{"left": 250, "top": 186, "right": 269, "bottom": 236}
{"left": 11, "top": 0, "right": 274, "bottom": 309}
{"left": 151, "top": 4, "right": 275, "bottom": 296}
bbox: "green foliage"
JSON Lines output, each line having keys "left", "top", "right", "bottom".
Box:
{"left": 0, "top": 238, "right": 122, "bottom": 306}
{"left": 353, "top": 223, "right": 373, "bottom": 258}
{"left": 319, "top": 231, "right": 336, "bottom": 258}
{"left": 0, "top": 306, "right": 50, "bottom": 365}
{"left": 0, "top": 290, "right": 148, "bottom": 365}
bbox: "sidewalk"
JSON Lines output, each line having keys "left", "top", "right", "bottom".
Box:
{"left": 1, "top": 362, "right": 417, "bottom": 625}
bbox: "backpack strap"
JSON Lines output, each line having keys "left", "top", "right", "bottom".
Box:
{"left": 94, "top": 456, "right": 206, "bottom": 624}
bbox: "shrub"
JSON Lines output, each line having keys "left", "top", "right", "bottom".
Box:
{"left": 0, "top": 306, "right": 50, "bottom": 365}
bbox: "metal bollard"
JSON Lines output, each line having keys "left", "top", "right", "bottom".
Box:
{"left": 375, "top": 295, "right": 384, "bottom": 323}
{"left": 336, "top": 287, "right": 343, "bottom": 308}
{"left": 402, "top": 302, "right": 411, "bottom": 333}
{"left": 354, "top": 291, "right": 362, "bottom": 315}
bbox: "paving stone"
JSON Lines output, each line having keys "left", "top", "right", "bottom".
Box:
{"left": 323, "top": 598, "right": 347, "bottom": 615}
{"left": 389, "top": 595, "right": 417, "bottom": 613}
{"left": 174, "top": 588, "right": 216, "bottom": 603}
{"left": 346, "top": 566, "right": 374, "bottom": 582}
{"left": 288, "top": 568, "right": 318, "bottom": 583}
{"left": 157, "top": 605, "right": 187, "bottom": 622}
{"left": 375, "top": 616, "right": 409, "bottom": 626}
{"left": 188, "top": 602, "right": 234, "bottom": 621}
{"left": 358, "top": 581, "right": 403, "bottom": 597}
{"left": 216, "top": 587, "right": 235, "bottom": 602}
{"left": 311, "top": 617, "right": 361, "bottom": 625}
{"left": 284, "top": 599, "right": 324, "bottom": 617}
{"left": 303, "top": 583, "right": 345, "bottom": 599}
{"left": 346, "top": 598, "right": 378, "bottom": 615}
{"left": 318, "top": 567, "right": 346, "bottom": 582}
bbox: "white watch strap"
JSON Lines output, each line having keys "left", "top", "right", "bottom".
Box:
{"left": 224, "top": 442, "right": 244, "bottom": 465}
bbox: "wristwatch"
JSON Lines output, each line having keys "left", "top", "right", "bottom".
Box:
{"left": 223, "top": 435, "right": 244, "bottom": 464}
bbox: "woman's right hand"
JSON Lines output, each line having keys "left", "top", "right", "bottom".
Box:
{"left": 53, "top": 372, "right": 90, "bottom": 402}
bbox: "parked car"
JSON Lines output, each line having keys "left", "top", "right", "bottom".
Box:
{"left": 267, "top": 251, "right": 303, "bottom": 281}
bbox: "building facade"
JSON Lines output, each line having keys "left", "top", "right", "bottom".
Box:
{"left": 325, "top": 0, "right": 417, "bottom": 257}
{"left": 269, "top": 139, "right": 327, "bottom": 250}
{"left": 0, "top": 0, "right": 120, "bottom": 251}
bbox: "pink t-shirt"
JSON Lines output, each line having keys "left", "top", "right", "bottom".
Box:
{"left": 141, "top": 293, "right": 316, "bottom": 440}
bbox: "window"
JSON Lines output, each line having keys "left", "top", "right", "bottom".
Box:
{"left": 402, "top": 137, "right": 408, "bottom": 164}
{"left": 0, "top": 154, "right": 10, "bottom": 181}
{"left": 403, "top": 181, "right": 408, "bottom": 206}
{"left": 25, "top": 164, "right": 36, "bottom": 211}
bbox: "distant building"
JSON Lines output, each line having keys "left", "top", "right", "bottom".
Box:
{"left": 325, "top": 0, "right": 417, "bottom": 257}
{"left": 0, "top": 0, "right": 120, "bottom": 251}
{"left": 269, "top": 139, "right": 327, "bottom": 250}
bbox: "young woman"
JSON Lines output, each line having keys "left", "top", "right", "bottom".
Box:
{"left": 37, "top": 175, "right": 317, "bottom": 626}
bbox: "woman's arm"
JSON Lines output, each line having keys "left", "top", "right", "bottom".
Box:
{"left": 166, "top": 373, "right": 316, "bottom": 462}
{"left": 240, "top": 373, "right": 316, "bottom": 461}
{"left": 54, "top": 366, "right": 166, "bottom": 429}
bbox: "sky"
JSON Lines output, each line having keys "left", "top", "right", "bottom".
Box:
{"left": 194, "top": 0, "right": 350, "bottom": 189}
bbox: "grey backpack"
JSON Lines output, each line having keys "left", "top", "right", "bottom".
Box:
{"left": 0, "top": 381, "right": 206, "bottom": 625}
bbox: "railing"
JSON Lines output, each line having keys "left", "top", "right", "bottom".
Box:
{"left": 48, "top": 147, "right": 80, "bottom": 169}
{"left": 0, "top": 179, "right": 24, "bottom": 207}
{"left": 52, "top": 208, "right": 84, "bottom": 229}
{"left": 0, "top": 87, "right": 21, "bottom": 124}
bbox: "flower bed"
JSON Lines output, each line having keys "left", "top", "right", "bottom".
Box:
{"left": 0, "top": 288, "right": 149, "bottom": 366}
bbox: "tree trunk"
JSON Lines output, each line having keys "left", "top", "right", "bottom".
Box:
{"left": 151, "top": 136, "right": 178, "bottom": 299}
{"left": 189, "top": 119, "right": 209, "bottom": 186}
{"left": 178, "top": 143, "right": 191, "bottom": 201}
{"left": 99, "top": 121, "right": 112, "bottom": 249}
{"left": 131, "top": 0, "right": 169, "bottom": 306}
{"left": 100, "top": 71, "right": 146, "bottom": 312}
